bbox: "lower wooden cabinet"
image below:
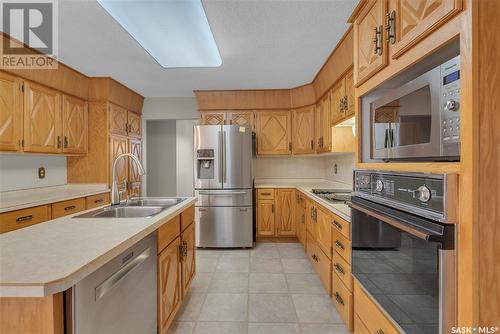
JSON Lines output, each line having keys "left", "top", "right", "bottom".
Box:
{"left": 157, "top": 207, "right": 197, "bottom": 334}
{"left": 275, "top": 189, "right": 295, "bottom": 236}
{"left": 295, "top": 191, "right": 307, "bottom": 246}
{"left": 158, "top": 237, "right": 183, "bottom": 334}
{"left": 354, "top": 313, "right": 371, "bottom": 334}
{"left": 85, "top": 193, "right": 110, "bottom": 209}
{"left": 306, "top": 231, "right": 331, "bottom": 294}
{"left": 332, "top": 272, "right": 353, "bottom": 331}
{"left": 257, "top": 188, "right": 296, "bottom": 238}
{"left": 51, "top": 198, "right": 85, "bottom": 219}
{"left": 0, "top": 205, "right": 49, "bottom": 234}
{"left": 257, "top": 199, "right": 275, "bottom": 237}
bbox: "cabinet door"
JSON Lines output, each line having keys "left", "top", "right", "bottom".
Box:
{"left": 316, "top": 95, "right": 331, "bottom": 153}
{"left": 256, "top": 111, "right": 291, "bottom": 155}
{"left": 127, "top": 111, "right": 141, "bottom": 138}
{"left": 354, "top": 0, "right": 388, "bottom": 85}
{"left": 23, "top": 81, "right": 62, "bottom": 153}
{"left": 158, "top": 238, "right": 183, "bottom": 334}
{"left": 330, "top": 80, "right": 345, "bottom": 125}
{"left": 201, "top": 112, "right": 226, "bottom": 125}
{"left": 62, "top": 95, "right": 88, "bottom": 154}
{"left": 276, "top": 189, "right": 296, "bottom": 236}
{"left": 257, "top": 199, "right": 275, "bottom": 236}
{"left": 292, "top": 106, "right": 315, "bottom": 154}
{"left": 109, "top": 135, "right": 129, "bottom": 197}
{"left": 228, "top": 111, "right": 254, "bottom": 131}
{"left": 109, "top": 103, "right": 128, "bottom": 136}
{"left": 391, "top": 0, "right": 462, "bottom": 58}
{"left": 181, "top": 222, "right": 196, "bottom": 297}
{"left": 128, "top": 138, "right": 142, "bottom": 194}
{"left": 315, "top": 207, "right": 333, "bottom": 260}
{"left": 344, "top": 69, "right": 355, "bottom": 117}
{"left": 295, "top": 192, "right": 306, "bottom": 245}
{"left": 0, "top": 72, "right": 23, "bottom": 151}
{"left": 305, "top": 199, "right": 316, "bottom": 235}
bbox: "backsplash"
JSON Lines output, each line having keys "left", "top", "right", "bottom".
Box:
{"left": 254, "top": 153, "right": 355, "bottom": 185}
{"left": 0, "top": 155, "right": 67, "bottom": 192}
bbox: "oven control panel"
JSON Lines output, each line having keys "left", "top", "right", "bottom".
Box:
{"left": 354, "top": 170, "right": 447, "bottom": 220}
{"left": 440, "top": 56, "right": 461, "bottom": 144}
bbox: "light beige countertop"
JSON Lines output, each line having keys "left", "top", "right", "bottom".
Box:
{"left": 254, "top": 178, "right": 352, "bottom": 222}
{"left": 0, "top": 197, "right": 196, "bottom": 297}
{"left": 0, "top": 184, "right": 110, "bottom": 213}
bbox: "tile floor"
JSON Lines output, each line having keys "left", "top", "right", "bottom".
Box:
{"left": 168, "top": 242, "right": 349, "bottom": 334}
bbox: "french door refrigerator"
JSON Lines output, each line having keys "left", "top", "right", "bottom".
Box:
{"left": 194, "top": 125, "right": 253, "bottom": 248}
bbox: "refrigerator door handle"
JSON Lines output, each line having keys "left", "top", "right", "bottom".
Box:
{"left": 198, "top": 191, "right": 248, "bottom": 195}
{"left": 218, "top": 130, "right": 223, "bottom": 182}
{"left": 223, "top": 130, "right": 227, "bottom": 183}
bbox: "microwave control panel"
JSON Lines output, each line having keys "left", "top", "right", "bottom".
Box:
{"left": 440, "top": 56, "right": 461, "bottom": 144}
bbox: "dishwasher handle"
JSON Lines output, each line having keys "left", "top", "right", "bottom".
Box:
{"left": 95, "top": 247, "right": 151, "bottom": 301}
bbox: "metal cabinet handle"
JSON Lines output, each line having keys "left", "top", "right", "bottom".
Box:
{"left": 311, "top": 140, "right": 314, "bottom": 149}
{"left": 334, "top": 240, "right": 345, "bottom": 250}
{"left": 373, "top": 25, "right": 383, "bottom": 55}
{"left": 334, "top": 292, "right": 344, "bottom": 306}
{"left": 375, "top": 330, "right": 385, "bottom": 334}
{"left": 333, "top": 221, "right": 343, "bottom": 230}
{"left": 64, "top": 205, "right": 76, "bottom": 211}
{"left": 312, "top": 254, "right": 319, "bottom": 262}
{"left": 333, "top": 263, "right": 345, "bottom": 275}
{"left": 57, "top": 136, "right": 61, "bottom": 148}
{"left": 16, "top": 215, "right": 33, "bottom": 223}
{"left": 94, "top": 199, "right": 104, "bottom": 204}
{"left": 95, "top": 247, "right": 150, "bottom": 301}
{"left": 385, "top": 10, "right": 396, "bottom": 44}
{"left": 260, "top": 192, "right": 272, "bottom": 196}
{"left": 63, "top": 136, "right": 68, "bottom": 148}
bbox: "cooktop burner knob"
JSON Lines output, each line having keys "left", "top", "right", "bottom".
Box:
{"left": 418, "top": 185, "right": 431, "bottom": 202}
{"left": 375, "top": 180, "right": 384, "bottom": 192}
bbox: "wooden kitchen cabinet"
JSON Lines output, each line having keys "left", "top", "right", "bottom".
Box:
{"left": 85, "top": 193, "right": 110, "bottom": 209}
{"left": 110, "top": 135, "right": 129, "bottom": 197}
{"left": 257, "top": 199, "right": 275, "bottom": 236}
{"left": 295, "top": 191, "right": 307, "bottom": 246}
{"left": 332, "top": 273, "right": 353, "bottom": 331}
{"left": 181, "top": 222, "right": 196, "bottom": 296}
{"left": 109, "top": 103, "right": 128, "bottom": 136}
{"left": 127, "top": 111, "right": 141, "bottom": 138}
{"left": 315, "top": 95, "right": 331, "bottom": 153}
{"left": 292, "top": 106, "right": 315, "bottom": 154}
{"left": 158, "top": 237, "right": 183, "bottom": 334}
{"left": 23, "top": 81, "right": 62, "bottom": 153}
{"left": 0, "top": 71, "right": 23, "bottom": 152}
{"left": 62, "top": 95, "right": 88, "bottom": 154}
{"left": 51, "top": 198, "right": 85, "bottom": 219}
{"left": 201, "top": 112, "right": 226, "bottom": 125}
{"left": 128, "top": 138, "right": 142, "bottom": 197}
{"left": 306, "top": 231, "right": 331, "bottom": 294}
{"left": 0, "top": 205, "right": 50, "bottom": 234}
{"left": 314, "top": 206, "right": 333, "bottom": 259}
{"left": 330, "top": 79, "right": 345, "bottom": 125}
{"left": 256, "top": 111, "right": 291, "bottom": 155}
{"left": 227, "top": 111, "right": 255, "bottom": 130}
{"left": 344, "top": 69, "right": 354, "bottom": 117}
{"left": 275, "top": 189, "right": 296, "bottom": 236}
{"left": 388, "top": 0, "right": 462, "bottom": 59}
{"left": 353, "top": 0, "right": 388, "bottom": 85}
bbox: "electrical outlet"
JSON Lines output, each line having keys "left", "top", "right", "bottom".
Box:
{"left": 38, "top": 167, "right": 46, "bottom": 179}
{"left": 334, "top": 164, "right": 338, "bottom": 174}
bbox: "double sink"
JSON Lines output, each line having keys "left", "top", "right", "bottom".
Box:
{"left": 75, "top": 197, "right": 188, "bottom": 218}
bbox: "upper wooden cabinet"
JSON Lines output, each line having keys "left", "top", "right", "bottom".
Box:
{"left": 109, "top": 103, "right": 128, "bottom": 136}
{"left": 353, "top": 0, "right": 388, "bottom": 86}
{"left": 23, "top": 82, "right": 62, "bottom": 153}
{"left": 331, "top": 69, "right": 355, "bottom": 126}
{"left": 127, "top": 111, "right": 141, "bottom": 138}
{"left": 256, "top": 111, "right": 291, "bottom": 155}
{"left": 0, "top": 71, "right": 23, "bottom": 151}
{"left": 110, "top": 135, "right": 129, "bottom": 195}
{"left": 227, "top": 111, "right": 254, "bottom": 131}
{"left": 344, "top": 70, "right": 354, "bottom": 117}
{"left": 316, "top": 95, "right": 331, "bottom": 153}
{"left": 275, "top": 189, "right": 296, "bottom": 236}
{"left": 292, "top": 106, "right": 315, "bottom": 154}
{"left": 62, "top": 95, "right": 88, "bottom": 154}
{"left": 389, "top": 0, "right": 462, "bottom": 59}
{"left": 201, "top": 112, "right": 225, "bottom": 125}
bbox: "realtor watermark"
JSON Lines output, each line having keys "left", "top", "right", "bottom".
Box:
{"left": 0, "top": 0, "right": 58, "bottom": 69}
{"left": 452, "top": 327, "right": 500, "bottom": 334}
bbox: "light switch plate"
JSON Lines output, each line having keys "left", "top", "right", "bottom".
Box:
{"left": 38, "top": 167, "right": 46, "bottom": 179}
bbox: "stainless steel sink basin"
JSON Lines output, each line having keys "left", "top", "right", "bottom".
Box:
{"left": 75, "top": 206, "right": 166, "bottom": 218}
{"left": 125, "top": 197, "right": 187, "bottom": 208}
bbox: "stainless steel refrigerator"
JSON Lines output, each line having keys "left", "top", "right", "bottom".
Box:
{"left": 194, "top": 125, "right": 253, "bottom": 248}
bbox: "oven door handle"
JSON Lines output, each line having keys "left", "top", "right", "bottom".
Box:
{"left": 348, "top": 200, "right": 442, "bottom": 241}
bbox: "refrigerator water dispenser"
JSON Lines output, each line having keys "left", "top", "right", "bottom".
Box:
{"left": 196, "top": 149, "right": 215, "bottom": 179}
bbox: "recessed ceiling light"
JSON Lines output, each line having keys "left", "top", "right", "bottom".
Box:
{"left": 97, "top": 0, "right": 222, "bottom": 68}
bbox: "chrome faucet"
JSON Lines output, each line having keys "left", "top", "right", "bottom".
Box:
{"left": 111, "top": 153, "right": 146, "bottom": 205}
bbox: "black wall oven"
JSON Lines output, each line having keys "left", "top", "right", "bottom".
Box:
{"left": 349, "top": 170, "right": 457, "bottom": 334}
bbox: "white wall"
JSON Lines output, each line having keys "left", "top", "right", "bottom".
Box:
{"left": 176, "top": 120, "right": 197, "bottom": 197}
{"left": 0, "top": 155, "right": 67, "bottom": 192}
{"left": 323, "top": 154, "right": 355, "bottom": 184}
{"left": 146, "top": 120, "right": 177, "bottom": 196}
{"left": 142, "top": 97, "right": 199, "bottom": 120}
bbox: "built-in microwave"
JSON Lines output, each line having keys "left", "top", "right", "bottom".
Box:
{"left": 371, "top": 56, "right": 460, "bottom": 161}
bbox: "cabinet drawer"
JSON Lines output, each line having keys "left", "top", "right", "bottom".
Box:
{"left": 333, "top": 229, "right": 351, "bottom": 263}
{"left": 332, "top": 250, "right": 352, "bottom": 291}
{"left": 331, "top": 214, "right": 350, "bottom": 239}
{"left": 181, "top": 205, "right": 195, "bottom": 231}
{"left": 52, "top": 198, "right": 85, "bottom": 219}
{"left": 85, "top": 193, "right": 110, "bottom": 209}
{"left": 354, "top": 314, "right": 370, "bottom": 334}
{"left": 257, "top": 188, "right": 275, "bottom": 200}
{"left": 0, "top": 205, "right": 50, "bottom": 234}
{"left": 158, "top": 215, "right": 181, "bottom": 254}
{"left": 354, "top": 280, "right": 400, "bottom": 334}
{"left": 306, "top": 232, "right": 331, "bottom": 294}
{"left": 332, "top": 273, "right": 353, "bottom": 331}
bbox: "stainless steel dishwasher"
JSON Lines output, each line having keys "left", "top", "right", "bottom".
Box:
{"left": 70, "top": 233, "right": 157, "bottom": 334}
